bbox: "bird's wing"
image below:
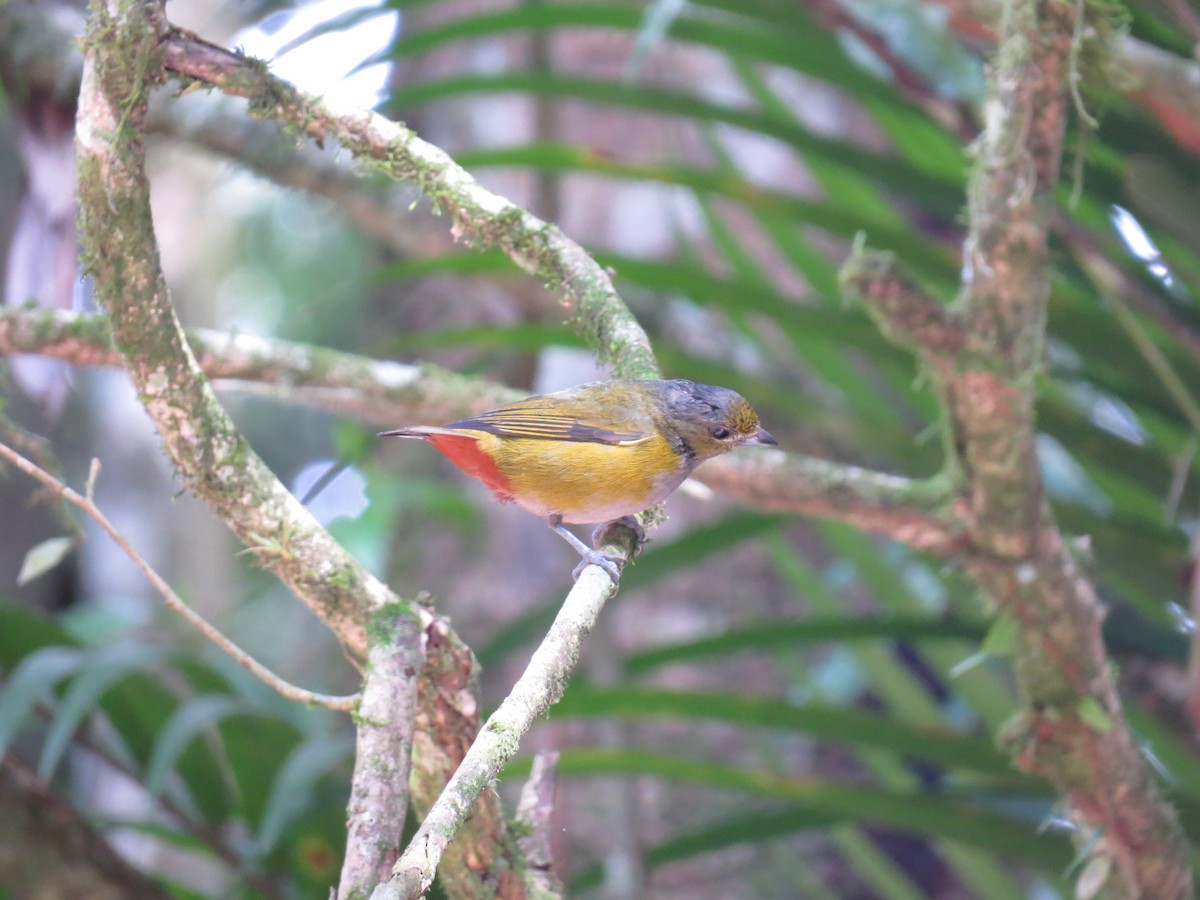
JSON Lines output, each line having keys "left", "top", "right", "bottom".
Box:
{"left": 446, "top": 404, "right": 653, "bottom": 445}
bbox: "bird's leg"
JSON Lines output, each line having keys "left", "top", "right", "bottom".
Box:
{"left": 547, "top": 515, "right": 622, "bottom": 584}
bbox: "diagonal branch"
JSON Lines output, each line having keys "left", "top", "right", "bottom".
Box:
{"left": 77, "top": 0, "right": 393, "bottom": 661}
{"left": 74, "top": 4, "right": 514, "bottom": 896}
{"left": 158, "top": 25, "right": 659, "bottom": 384}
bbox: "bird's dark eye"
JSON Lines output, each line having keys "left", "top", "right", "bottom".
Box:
{"left": 711, "top": 427, "right": 734, "bottom": 441}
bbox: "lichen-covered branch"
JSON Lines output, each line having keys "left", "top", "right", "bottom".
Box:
{"left": 377, "top": 566, "right": 621, "bottom": 900}
{"left": 0, "top": 306, "right": 525, "bottom": 423}
{"left": 845, "top": 250, "right": 1192, "bottom": 899}
{"left": 74, "top": 5, "right": 517, "bottom": 895}
{"left": 76, "top": 2, "right": 402, "bottom": 660}
{"left": 841, "top": 0, "right": 1193, "bottom": 886}
{"left": 1, "top": 307, "right": 969, "bottom": 556}
{"left": 693, "top": 451, "right": 967, "bottom": 555}
{"left": 158, "top": 26, "right": 659, "bottom": 383}
{"left": 340, "top": 607, "right": 424, "bottom": 900}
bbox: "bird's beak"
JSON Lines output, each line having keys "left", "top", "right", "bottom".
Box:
{"left": 744, "top": 425, "right": 777, "bottom": 447}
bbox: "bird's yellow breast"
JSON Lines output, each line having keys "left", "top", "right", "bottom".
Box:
{"left": 467, "top": 430, "right": 690, "bottom": 524}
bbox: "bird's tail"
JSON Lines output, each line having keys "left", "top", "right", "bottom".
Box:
{"left": 378, "top": 425, "right": 461, "bottom": 439}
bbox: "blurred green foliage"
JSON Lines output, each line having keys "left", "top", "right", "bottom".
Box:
{"left": 3, "top": 0, "right": 1200, "bottom": 896}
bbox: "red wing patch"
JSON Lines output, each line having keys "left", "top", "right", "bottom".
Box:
{"left": 424, "top": 432, "right": 515, "bottom": 502}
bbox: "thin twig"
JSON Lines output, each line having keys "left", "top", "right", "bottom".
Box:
{"left": 0, "top": 440, "right": 360, "bottom": 711}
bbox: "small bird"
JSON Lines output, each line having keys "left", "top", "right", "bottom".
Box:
{"left": 380, "top": 379, "right": 776, "bottom": 583}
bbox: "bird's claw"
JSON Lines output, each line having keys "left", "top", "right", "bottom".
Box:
{"left": 572, "top": 550, "right": 622, "bottom": 585}
{"left": 573, "top": 516, "right": 646, "bottom": 583}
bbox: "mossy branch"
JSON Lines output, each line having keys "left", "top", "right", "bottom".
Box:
{"left": 340, "top": 607, "right": 424, "bottom": 900}
{"left": 75, "top": 4, "right": 518, "bottom": 896}
{"left": 841, "top": 0, "right": 1193, "bottom": 893}
{"left": 157, "top": 25, "right": 658, "bottom": 382}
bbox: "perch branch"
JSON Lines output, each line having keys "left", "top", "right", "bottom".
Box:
{"left": 377, "top": 563, "right": 623, "bottom": 899}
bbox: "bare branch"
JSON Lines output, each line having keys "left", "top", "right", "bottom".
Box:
{"left": 0, "top": 439, "right": 360, "bottom": 711}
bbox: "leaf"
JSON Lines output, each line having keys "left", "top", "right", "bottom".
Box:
{"left": 1077, "top": 697, "right": 1112, "bottom": 734}
{"left": 387, "top": 73, "right": 963, "bottom": 211}
{"left": 38, "top": 642, "right": 170, "bottom": 780}
{"left": 569, "top": 808, "right": 840, "bottom": 890}
{"left": 1075, "top": 854, "right": 1113, "bottom": 900}
{"left": 17, "top": 537, "right": 75, "bottom": 586}
{"left": 0, "top": 645, "right": 83, "bottom": 757}
{"left": 145, "top": 695, "right": 258, "bottom": 798}
{"left": 0, "top": 605, "right": 237, "bottom": 825}
{"left": 624, "top": 615, "right": 989, "bottom": 675}
{"left": 553, "top": 686, "right": 1021, "bottom": 777}
{"left": 509, "top": 748, "right": 1072, "bottom": 873}
{"left": 252, "top": 735, "right": 354, "bottom": 858}
{"left": 980, "top": 611, "right": 1020, "bottom": 657}
{"left": 219, "top": 710, "right": 308, "bottom": 831}
{"left": 380, "top": 1, "right": 903, "bottom": 103}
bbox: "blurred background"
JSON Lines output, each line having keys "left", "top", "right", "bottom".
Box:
{"left": 2, "top": 0, "right": 1199, "bottom": 896}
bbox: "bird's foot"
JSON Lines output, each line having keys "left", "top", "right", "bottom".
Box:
{"left": 570, "top": 550, "right": 622, "bottom": 584}
{"left": 550, "top": 519, "right": 623, "bottom": 585}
